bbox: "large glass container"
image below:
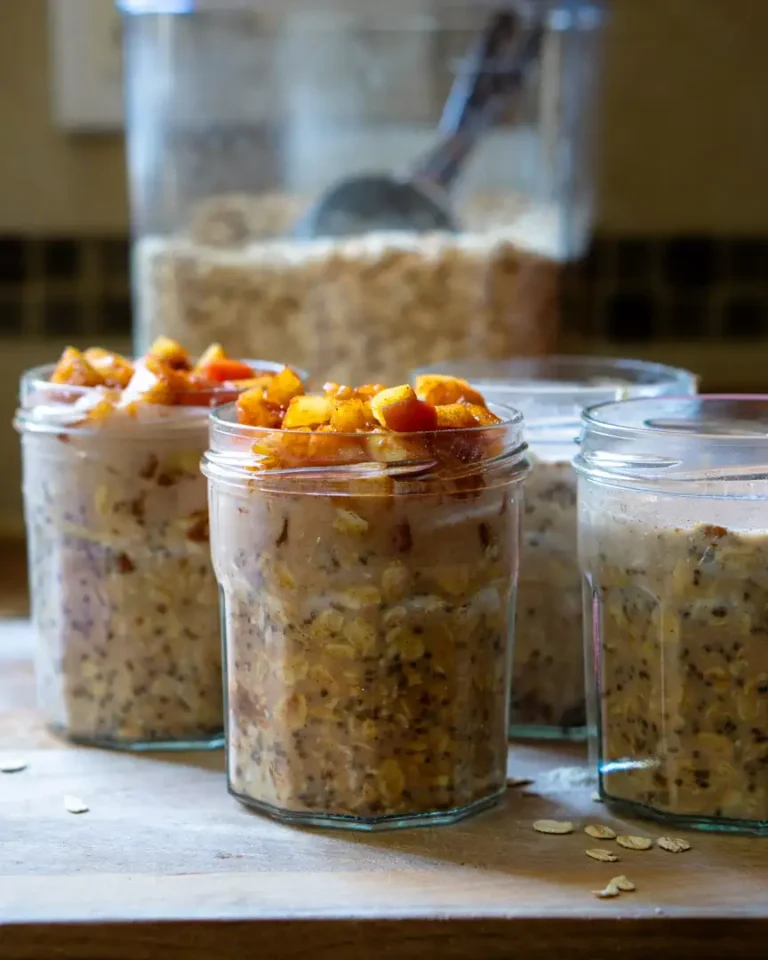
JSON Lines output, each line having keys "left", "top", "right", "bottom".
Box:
{"left": 413, "top": 357, "right": 699, "bottom": 740}
{"left": 577, "top": 396, "right": 768, "bottom": 835}
{"left": 120, "top": 0, "right": 604, "bottom": 384}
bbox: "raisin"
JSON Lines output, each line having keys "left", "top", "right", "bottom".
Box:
{"left": 275, "top": 516, "right": 289, "bottom": 547}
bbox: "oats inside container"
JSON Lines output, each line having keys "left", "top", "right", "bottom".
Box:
{"left": 136, "top": 194, "right": 563, "bottom": 386}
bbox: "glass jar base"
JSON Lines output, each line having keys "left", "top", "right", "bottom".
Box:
{"left": 508, "top": 722, "right": 588, "bottom": 742}
{"left": 602, "top": 793, "right": 768, "bottom": 837}
{"left": 51, "top": 725, "right": 224, "bottom": 752}
{"left": 230, "top": 786, "right": 505, "bottom": 831}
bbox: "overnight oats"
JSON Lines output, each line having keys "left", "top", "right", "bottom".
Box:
{"left": 203, "top": 375, "right": 529, "bottom": 828}
{"left": 16, "top": 338, "right": 301, "bottom": 750}
{"left": 413, "top": 358, "right": 698, "bottom": 739}
{"left": 577, "top": 396, "right": 768, "bottom": 833}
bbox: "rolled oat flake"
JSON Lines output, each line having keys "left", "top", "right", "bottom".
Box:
{"left": 593, "top": 881, "right": 621, "bottom": 899}
{"left": 64, "top": 795, "right": 89, "bottom": 815}
{"left": 612, "top": 875, "right": 636, "bottom": 892}
{"left": 1, "top": 759, "right": 27, "bottom": 773}
{"left": 584, "top": 824, "right": 616, "bottom": 840}
{"left": 533, "top": 819, "right": 573, "bottom": 835}
{"left": 657, "top": 837, "right": 691, "bottom": 853}
{"left": 616, "top": 835, "right": 652, "bottom": 851}
{"left": 586, "top": 848, "right": 619, "bottom": 863}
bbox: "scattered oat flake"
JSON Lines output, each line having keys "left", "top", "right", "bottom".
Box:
{"left": 612, "top": 875, "right": 636, "bottom": 892}
{"left": 1, "top": 759, "right": 27, "bottom": 773}
{"left": 591, "top": 791, "right": 603, "bottom": 803}
{"left": 657, "top": 836, "right": 691, "bottom": 853}
{"left": 586, "top": 848, "right": 619, "bottom": 863}
{"left": 64, "top": 795, "right": 89, "bottom": 814}
{"left": 593, "top": 880, "right": 621, "bottom": 899}
{"left": 616, "top": 835, "right": 652, "bottom": 851}
{"left": 533, "top": 819, "right": 573, "bottom": 835}
{"left": 506, "top": 777, "right": 534, "bottom": 788}
{"left": 585, "top": 824, "right": 616, "bottom": 840}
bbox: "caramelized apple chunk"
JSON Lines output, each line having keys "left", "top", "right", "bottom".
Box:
{"left": 282, "top": 396, "right": 332, "bottom": 430}
{"left": 434, "top": 403, "right": 481, "bottom": 429}
{"left": 147, "top": 335, "right": 191, "bottom": 370}
{"left": 330, "top": 398, "right": 376, "bottom": 433}
{"left": 413, "top": 374, "right": 486, "bottom": 408}
{"left": 370, "top": 385, "right": 438, "bottom": 433}
{"left": 266, "top": 367, "right": 305, "bottom": 408}
{"left": 236, "top": 387, "right": 282, "bottom": 428}
{"left": 50, "top": 347, "right": 104, "bottom": 388}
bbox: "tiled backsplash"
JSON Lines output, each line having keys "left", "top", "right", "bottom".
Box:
{"left": 0, "top": 236, "right": 131, "bottom": 339}
{"left": 0, "top": 232, "right": 766, "bottom": 342}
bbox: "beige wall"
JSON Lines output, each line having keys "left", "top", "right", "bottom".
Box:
{"left": 0, "top": 0, "right": 767, "bottom": 235}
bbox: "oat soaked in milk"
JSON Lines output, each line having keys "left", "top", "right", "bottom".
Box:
{"left": 585, "top": 514, "right": 768, "bottom": 825}
{"left": 511, "top": 455, "right": 584, "bottom": 733}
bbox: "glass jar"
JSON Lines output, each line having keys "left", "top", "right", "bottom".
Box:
{"left": 120, "top": 0, "right": 604, "bottom": 384}
{"left": 577, "top": 395, "right": 768, "bottom": 835}
{"left": 203, "top": 403, "right": 529, "bottom": 829}
{"left": 15, "top": 359, "right": 292, "bottom": 751}
{"left": 413, "top": 357, "right": 699, "bottom": 739}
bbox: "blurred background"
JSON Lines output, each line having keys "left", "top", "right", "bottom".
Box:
{"left": 0, "top": 0, "right": 766, "bottom": 607}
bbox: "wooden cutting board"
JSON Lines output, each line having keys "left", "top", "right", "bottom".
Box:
{"left": 1, "top": 619, "right": 765, "bottom": 960}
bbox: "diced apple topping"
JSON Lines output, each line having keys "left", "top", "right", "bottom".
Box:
{"left": 46, "top": 340, "right": 291, "bottom": 420}
{"left": 236, "top": 376, "right": 505, "bottom": 472}
{"left": 370, "top": 386, "right": 438, "bottom": 433}
{"left": 282, "top": 396, "right": 333, "bottom": 429}
{"left": 413, "top": 374, "right": 486, "bottom": 408}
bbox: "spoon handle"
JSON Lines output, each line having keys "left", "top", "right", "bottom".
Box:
{"left": 412, "top": 12, "right": 544, "bottom": 191}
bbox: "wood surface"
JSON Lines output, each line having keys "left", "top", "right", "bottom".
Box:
{"left": 0, "top": 619, "right": 766, "bottom": 960}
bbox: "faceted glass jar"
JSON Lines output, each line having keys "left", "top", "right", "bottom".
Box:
{"left": 203, "top": 402, "right": 529, "bottom": 829}
{"left": 576, "top": 396, "right": 768, "bottom": 835}
{"left": 414, "top": 357, "right": 698, "bottom": 740}
{"left": 15, "top": 359, "right": 292, "bottom": 751}
{"left": 120, "top": 0, "right": 604, "bottom": 384}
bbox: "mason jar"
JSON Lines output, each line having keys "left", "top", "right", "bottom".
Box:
{"left": 577, "top": 395, "right": 768, "bottom": 835}
{"left": 203, "top": 401, "right": 529, "bottom": 828}
{"left": 413, "top": 357, "right": 698, "bottom": 739}
{"left": 15, "top": 358, "right": 292, "bottom": 751}
{"left": 120, "top": 0, "right": 604, "bottom": 383}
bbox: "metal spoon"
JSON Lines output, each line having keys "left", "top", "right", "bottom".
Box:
{"left": 294, "top": 12, "right": 544, "bottom": 240}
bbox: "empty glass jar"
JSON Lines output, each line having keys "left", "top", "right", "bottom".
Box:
{"left": 414, "top": 357, "right": 698, "bottom": 740}
{"left": 120, "top": 0, "right": 604, "bottom": 383}
{"left": 577, "top": 395, "right": 768, "bottom": 835}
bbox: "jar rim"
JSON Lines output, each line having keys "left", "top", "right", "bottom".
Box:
{"left": 582, "top": 394, "right": 768, "bottom": 442}
{"left": 204, "top": 400, "right": 528, "bottom": 492}
{"left": 117, "top": 0, "right": 604, "bottom": 25}
{"left": 208, "top": 397, "right": 524, "bottom": 441}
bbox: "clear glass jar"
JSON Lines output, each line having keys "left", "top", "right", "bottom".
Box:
{"left": 203, "top": 403, "right": 529, "bottom": 829}
{"left": 120, "top": 0, "right": 604, "bottom": 384}
{"left": 577, "top": 395, "right": 768, "bottom": 835}
{"left": 413, "top": 357, "right": 699, "bottom": 740}
{"left": 15, "top": 359, "right": 291, "bottom": 751}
